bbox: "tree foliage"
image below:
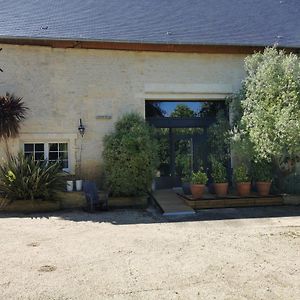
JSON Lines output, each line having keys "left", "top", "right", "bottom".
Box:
{"left": 102, "top": 112, "right": 159, "bottom": 196}
{"left": 0, "top": 93, "right": 28, "bottom": 141}
{"left": 207, "top": 110, "right": 231, "bottom": 164}
{"left": 242, "top": 47, "right": 300, "bottom": 162}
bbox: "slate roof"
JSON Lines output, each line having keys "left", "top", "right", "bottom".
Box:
{"left": 0, "top": 0, "right": 299, "bottom": 48}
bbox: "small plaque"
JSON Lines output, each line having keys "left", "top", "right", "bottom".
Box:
{"left": 96, "top": 115, "right": 112, "bottom": 120}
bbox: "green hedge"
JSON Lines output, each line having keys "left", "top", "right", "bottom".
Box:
{"left": 102, "top": 112, "right": 159, "bottom": 196}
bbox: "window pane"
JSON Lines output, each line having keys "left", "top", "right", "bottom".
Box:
{"left": 145, "top": 101, "right": 227, "bottom": 118}
{"left": 24, "top": 144, "right": 34, "bottom": 152}
{"left": 59, "top": 143, "right": 68, "bottom": 151}
{"left": 59, "top": 152, "right": 68, "bottom": 160}
{"left": 35, "top": 152, "right": 44, "bottom": 160}
{"left": 49, "top": 152, "right": 59, "bottom": 160}
{"left": 35, "top": 143, "right": 44, "bottom": 151}
{"left": 24, "top": 152, "right": 33, "bottom": 158}
{"left": 49, "top": 143, "right": 58, "bottom": 151}
{"left": 62, "top": 160, "right": 68, "bottom": 168}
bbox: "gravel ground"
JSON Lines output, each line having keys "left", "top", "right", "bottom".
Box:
{"left": 0, "top": 206, "right": 299, "bottom": 300}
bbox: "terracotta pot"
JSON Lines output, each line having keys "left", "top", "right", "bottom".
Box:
{"left": 256, "top": 181, "right": 272, "bottom": 196}
{"left": 190, "top": 184, "right": 205, "bottom": 199}
{"left": 236, "top": 182, "right": 251, "bottom": 197}
{"left": 214, "top": 182, "right": 228, "bottom": 197}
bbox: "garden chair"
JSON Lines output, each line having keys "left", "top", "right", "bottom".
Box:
{"left": 82, "top": 181, "right": 108, "bottom": 212}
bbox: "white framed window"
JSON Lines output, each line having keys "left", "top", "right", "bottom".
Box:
{"left": 24, "top": 142, "right": 69, "bottom": 171}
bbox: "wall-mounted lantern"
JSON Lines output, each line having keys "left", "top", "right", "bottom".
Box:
{"left": 78, "top": 118, "right": 85, "bottom": 137}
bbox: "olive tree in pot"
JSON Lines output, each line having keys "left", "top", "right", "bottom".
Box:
{"left": 211, "top": 158, "right": 228, "bottom": 197}
{"left": 234, "top": 165, "right": 251, "bottom": 197}
{"left": 190, "top": 169, "right": 208, "bottom": 199}
{"left": 252, "top": 160, "right": 273, "bottom": 196}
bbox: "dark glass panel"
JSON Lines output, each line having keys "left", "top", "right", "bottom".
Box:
{"left": 34, "top": 152, "right": 44, "bottom": 160}
{"left": 59, "top": 152, "right": 68, "bottom": 160}
{"left": 62, "top": 160, "right": 68, "bottom": 168}
{"left": 145, "top": 101, "right": 227, "bottom": 118}
{"left": 49, "top": 143, "right": 58, "bottom": 151}
{"left": 24, "top": 144, "right": 34, "bottom": 152}
{"left": 59, "top": 143, "right": 68, "bottom": 151}
{"left": 24, "top": 152, "right": 33, "bottom": 158}
{"left": 35, "top": 143, "right": 44, "bottom": 151}
{"left": 49, "top": 152, "right": 59, "bottom": 160}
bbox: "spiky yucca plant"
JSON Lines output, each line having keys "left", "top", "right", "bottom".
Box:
{"left": 0, "top": 153, "right": 65, "bottom": 201}
{"left": 0, "top": 93, "right": 28, "bottom": 154}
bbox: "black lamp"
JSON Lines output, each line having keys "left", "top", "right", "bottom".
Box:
{"left": 78, "top": 118, "right": 85, "bottom": 137}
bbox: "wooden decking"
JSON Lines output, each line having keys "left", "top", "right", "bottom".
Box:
{"left": 153, "top": 189, "right": 195, "bottom": 216}
{"left": 178, "top": 193, "right": 284, "bottom": 209}
{"left": 153, "top": 189, "right": 284, "bottom": 215}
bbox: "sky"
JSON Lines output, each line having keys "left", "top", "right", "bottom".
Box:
{"left": 159, "top": 101, "right": 201, "bottom": 116}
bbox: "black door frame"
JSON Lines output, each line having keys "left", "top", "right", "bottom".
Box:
{"left": 148, "top": 116, "right": 215, "bottom": 188}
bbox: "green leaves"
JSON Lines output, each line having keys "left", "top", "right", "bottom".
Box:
{"left": 207, "top": 110, "right": 231, "bottom": 164}
{"left": 251, "top": 160, "right": 273, "bottom": 182}
{"left": 191, "top": 169, "right": 208, "bottom": 185}
{"left": 0, "top": 93, "right": 28, "bottom": 140}
{"left": 102, "top": 112, "right": 159, "bottom": 196}
{"left": 233, "top": 165, "right": 250, "bottom": 183}
{"left": 242, "top": 47, "right": 300, "bottom": 162}
{"left": 210, "top": 158, "right": 227, "bottom": 183}
{"left": 0, "top": 153, "right": 65, "bottom": 201}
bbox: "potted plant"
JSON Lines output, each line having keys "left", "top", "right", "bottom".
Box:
{"left": 181, "top": 173, "right": 191, "bottom": 195}
{"left": 211, "top": 159, "right": 228, "bottom": 197}
{"left": 190, "top": 169, "right": 208, "bottom": 199}
{"left": 252, "top": 160, "right": 273, "bottom": 196}
{"left": 234, "top": 165, "right": 251, "bottom": 197}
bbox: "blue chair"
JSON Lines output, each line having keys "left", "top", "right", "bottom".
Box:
{"left": 82, "top": 181, "right": 108, "bottom": 212}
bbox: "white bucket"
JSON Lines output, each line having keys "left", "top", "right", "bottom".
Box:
{"left": 76, "top": 180, "right": 83, "bottom": 191}
{"left": 66, "top": 181, "right": 73, "bottom": 192}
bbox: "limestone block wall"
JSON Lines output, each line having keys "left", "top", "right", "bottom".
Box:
{"left": 0, "top": 44, "right": 246, "bottom": 182}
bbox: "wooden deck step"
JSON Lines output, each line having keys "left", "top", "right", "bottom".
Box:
{"left": 153, "top": 189, "right": 195, "bottom": 216}
{"left": 178, "top": 193, "right": 284, "bottom": 209}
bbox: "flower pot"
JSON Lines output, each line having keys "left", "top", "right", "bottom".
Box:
{"left": 256, "top": 181, "right": 272, "bottom": 196}
{"left": 76, "top": 180, "right": 83, "bottom": 191}
{"left": 214, "top": 182, "right": 228, "bottom": 197}
{"left": 190, "top": 184, "right": 205, "bottom": 199}
{"left": 236, "top": 182, "right": 251, "bottom": 197}
{"left": 66, "top": 181, "right": 73, "bottom": 192}
{"left": 182, "top": 182, "right": 191, "bottom": 195}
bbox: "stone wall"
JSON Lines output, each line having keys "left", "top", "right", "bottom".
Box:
{"left": 0, "top": 44, "right": 246, "bottom": 182}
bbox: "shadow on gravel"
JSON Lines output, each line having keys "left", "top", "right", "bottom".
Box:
{"left": 0, "top": 205, "right": 300, "bottom": 225}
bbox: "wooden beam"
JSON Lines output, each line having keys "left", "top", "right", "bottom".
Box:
{"left": 0, "top": 38, "right": 299, "bottom": 54}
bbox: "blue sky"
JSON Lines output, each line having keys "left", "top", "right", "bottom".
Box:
{"left": 159, "top": 101, "right": 200, "bottom": 116}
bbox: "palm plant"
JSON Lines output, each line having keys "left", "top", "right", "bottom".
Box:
{"left": 0, "top": 153, "right": 65, "bottom": 201}
{"left": 0, "top": 93, "right": 28, "bottom": 154}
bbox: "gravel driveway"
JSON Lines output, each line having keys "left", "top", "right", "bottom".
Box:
{"left": 0, "top": 206, "right": 299, "bottom": 299}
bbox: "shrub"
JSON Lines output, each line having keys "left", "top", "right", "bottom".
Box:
{"left": 251, "top": 160, "right": 273, "bottom": 182}
{"left": 211, "top": 158, "right": 227, "bottom": 183}
{"left": 102, "top": 112, "right": 159, "bottom": 196}
{"left": 191, "top": 169, "right": 208, "bottom": 185}
{"left": 242, "top": 47, "right": 300, "bottom": 163}
{"left": 233, "top": 165, "right": 250, "bottom": 183}
{"left": 0, "top": 153, "right": 65, "bottom": 201}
